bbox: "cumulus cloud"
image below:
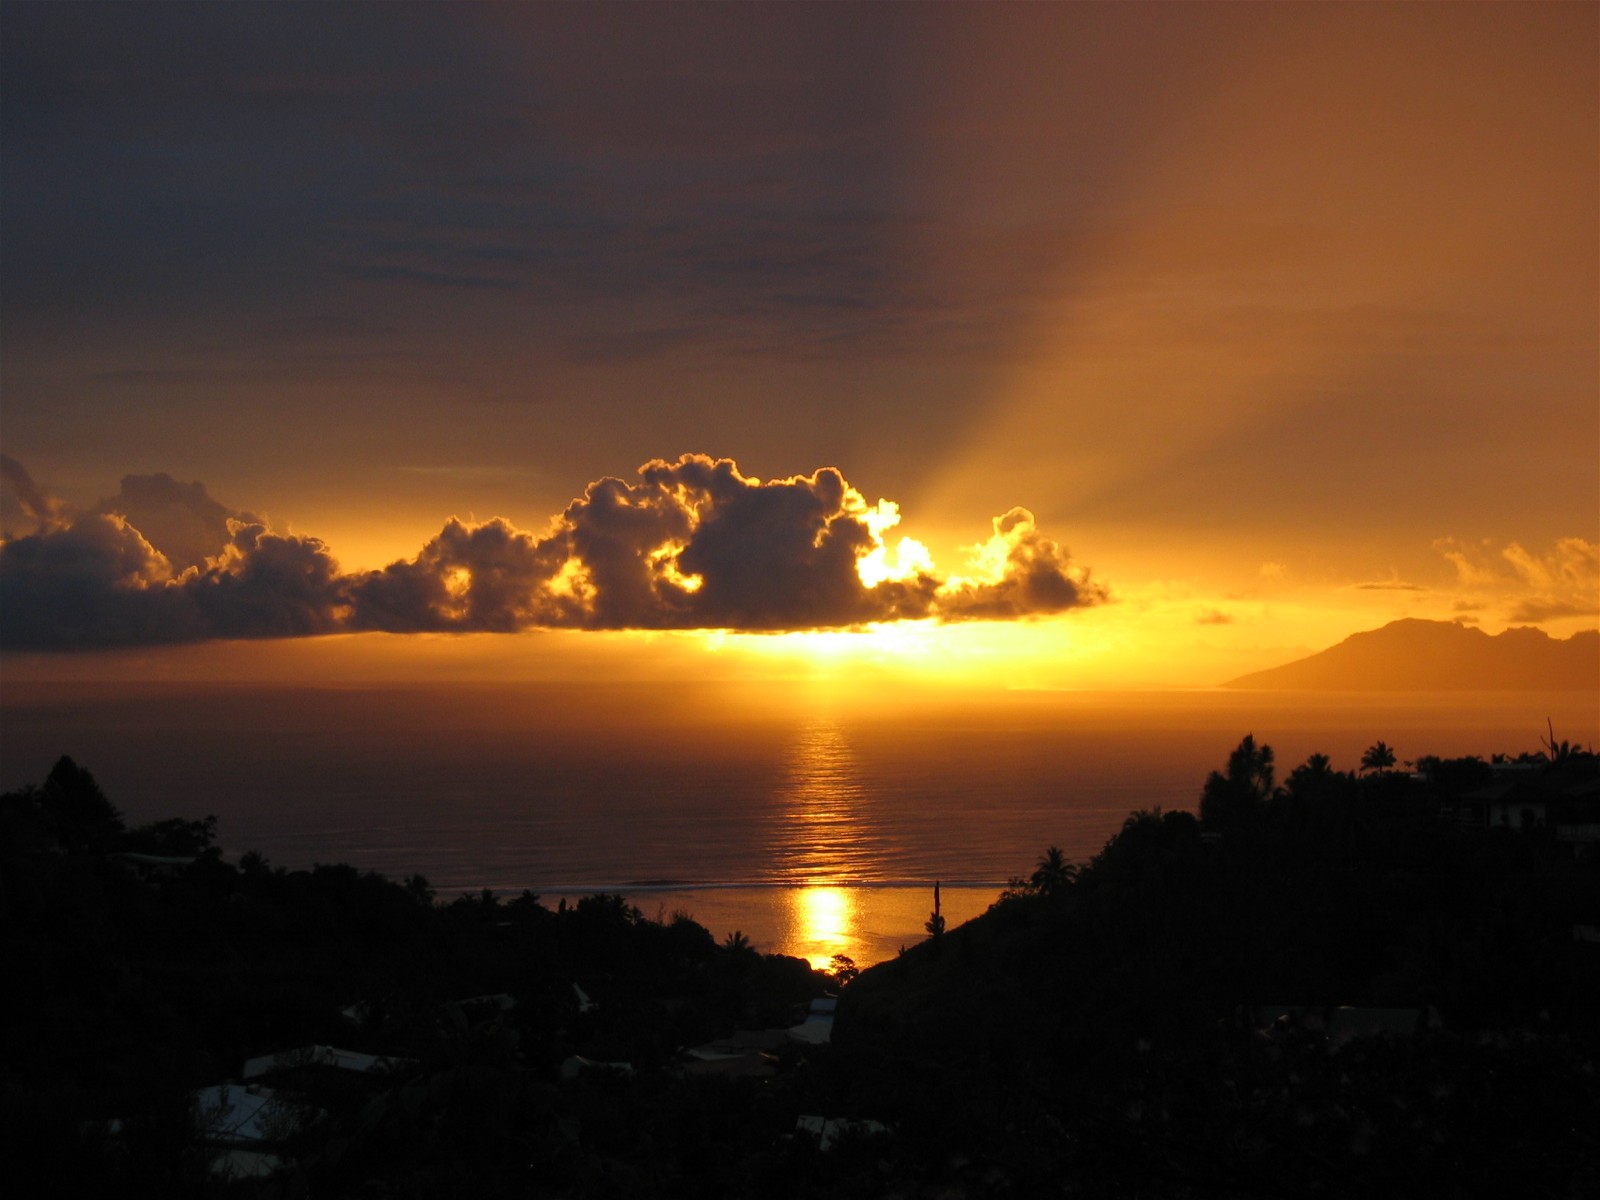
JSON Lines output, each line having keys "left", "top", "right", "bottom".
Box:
{"left": 352, "top": 456, "right": 951, "bottom": 632}
{"left": 1, "top": 455, "right": 64, "bottom": 530}
{"left": 186, "top": 521, "right": 348, "bottom": 639}
{"left": 348, "top": 517, "right": 566, "bottom": 633}
{"left": 0, "top": 454, "right": 1107, "bottom": 649}
{"left": 0, "top": 510, "right": 185, "bottom": 647}
{"left": 97, "top": 471, "right": 256, "bottom": 574}
{"left": 934, "top": 507, "right": 1107, "bottom": 621}
{"left": 1, "top": 465, "right": 347, "bottom": 648}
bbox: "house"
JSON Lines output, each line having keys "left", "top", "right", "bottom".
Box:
{"left": 1252, "top": 1005, "right": 1434, "bottom": 1046}
{"left": 111, "top": 851, "right": 196, "bottom": 883}
{"left": 443, "top": 992, "right": 518, "bottom": 1033}
{"left": 680, "top": 1028, "right": 788, "bottom": 1079}
{"left": 787, "top": 996, "right": 836, "bottom": 1045}
{"left": 680, "top": 1047, "right": 781, "bottom": 1079}
{"left": 1445, "top": 755, "right": 1600, "bottom": 847}
{"left": 191, "top": 1082, "right": 313, "bottom": 1181}
{"left": 794, "top": 1115, "right": 890, "bottom": 1151}
{"left": 242, "top": 1044, "right": 416, "bottom": 1081}
{"left": 560, "top": 1055, "right": 635, "bottom": 1080}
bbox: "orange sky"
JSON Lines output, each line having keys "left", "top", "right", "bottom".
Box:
{"left": 1, "top": 2, "right": 1595, "bottom": 688}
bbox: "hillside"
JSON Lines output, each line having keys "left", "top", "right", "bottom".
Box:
{"left": 837, "top": 749, "right": 1600, "bottom": 1196}
{"left": 1223, "top": 619, "right": 1598, "bottom": 690}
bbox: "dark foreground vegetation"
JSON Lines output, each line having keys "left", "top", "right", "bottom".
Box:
{"left": 4, "top": 738, "right": 1598, "bottom": 1198}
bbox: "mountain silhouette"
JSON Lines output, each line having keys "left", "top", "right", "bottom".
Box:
{"left": 1223, "top": 619, "right": 1599, "bottom": 691}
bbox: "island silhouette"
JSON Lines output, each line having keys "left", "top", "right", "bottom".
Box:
{"left": 1223, "top": 618, "right": 1598, "bottom": 691}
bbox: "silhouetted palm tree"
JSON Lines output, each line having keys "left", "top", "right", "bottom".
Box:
{"left": 1360, "top": 741, "right": 1397, "bottom": 774}
{"left": 1200, "top": 735, "right": 1275, "bottom": 828}
{"left": 1541, "top": 719, "right": 1580, "bottom": 764}
{"left": 1030, "top": 845, "right": 1075, "bottom": 895}
{"left": 1227, "top": 735, "right": 1275, "bottom": 797}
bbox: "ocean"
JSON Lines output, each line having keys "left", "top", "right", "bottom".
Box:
{"left": 3, "top": 681, "right": 1594, "bottom": 966}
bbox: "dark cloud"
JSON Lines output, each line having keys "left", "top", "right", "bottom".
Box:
{"left": 0, "top": 464, "right": 347, "bottom": 648}
{"left": 934, "top": 508, "right": 1107, "bottom": 622}
{"left": 349, "top": 456, "right": 946, "bottom": 633}
{"left": 1, "top": 454, "right": 63, "bottom": 532}
{"left": 1505, "top": 598, "right": 1600, "bottom": 624}
{"left": 0, "top": 510, "right": 188, "bottom": 648}
{"left": 348, "top": 518, "right": 566, "bottom": 634}
{"left": 97, "top": 472, "right": 256, "bottom": 574}
{"left": 1353, "top": 580, "right": 1428, "bottom": 592}
{"left": 186, "top": 522, "right": 348, "bottom": 639}
{"left": 0, "top": 1, "right": 1084, "bottom": 371}
{"left": 1, "top": 455, "right": 1106, "bottom": 649}
{"left": 1196, "top": 609, "right": 1234, "bottom": 626}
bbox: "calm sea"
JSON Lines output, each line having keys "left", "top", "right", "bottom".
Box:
{"left": 3, "top": 682, "right": 1594, "bottom": 966}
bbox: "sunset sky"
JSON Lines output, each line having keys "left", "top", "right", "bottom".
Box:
{"left": 2, "top": 2, "right": 1596, "bottom": 689}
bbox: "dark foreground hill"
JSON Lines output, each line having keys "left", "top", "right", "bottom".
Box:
{"left": 837, "top": 746, "right": 1600, "bottom": 1196}
{"left": 7, "top": 744, "right": 1599, "bottom": 1197}
{"left": 1223, "top": 618, "right": 1599, "bottom": 690}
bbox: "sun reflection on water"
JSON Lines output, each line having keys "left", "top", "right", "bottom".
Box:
{"left": 772, "top": 712, "right": 874, "bottom": 884}
{"left": 785, "top": 885, "right": 860, "bottom": 970}
{"left": 772, "top": 714, "right": 874, "bottom": 967}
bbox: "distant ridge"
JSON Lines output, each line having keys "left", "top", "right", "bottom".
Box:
{"left": 1222, "top": 619, "right": 1599, "bottom": 691}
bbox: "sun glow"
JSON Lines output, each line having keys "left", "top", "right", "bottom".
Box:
{"left": 547, "top": 557, "right": 593, "bottom": 602}
{"left": 717, "top": 620, "right": 945, "bottom": 676}
{"left": 852, "top": 498, "right": 935, "bottom": 588}
{"left": 788, "top": 886, "right": 860, "bottom": 970}
{"left": 701, "top": 575, "right": 1423, "bottom": 691}
{"left": 649, "top": 543, "right": 703, "bottom": 593}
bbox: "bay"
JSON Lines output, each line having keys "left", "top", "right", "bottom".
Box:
{"left": 3, "top": 681, "right": 1593, "bottom": 965}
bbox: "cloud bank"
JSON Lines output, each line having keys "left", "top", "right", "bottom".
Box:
{"left": 1434, "top": 536, "right": 1600, "bottom": 627}
{"left": 0, "top": 454, "right": 1106, "bottom": 649}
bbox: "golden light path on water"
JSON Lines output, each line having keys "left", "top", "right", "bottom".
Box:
{"left": 773, "top": 713, "right": 873, "bottom": 969}
{"left": 790, "top": 886, "right": 857, "bottom": 972}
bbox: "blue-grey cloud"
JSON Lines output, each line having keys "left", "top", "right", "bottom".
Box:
{"left": 1, "top": 455, "right": 62, "bottom": 530}
{"left": 0, "top": 2, "right": 1095, "bottom": 372}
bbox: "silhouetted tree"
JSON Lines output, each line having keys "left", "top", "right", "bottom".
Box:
{"left": 830, "top": 954, "right": 859, "bottom": 986}
{"left": 1540, "top": 718, "right": 1585, "bottom": 763}
{"left": 1280, "top": 752, "right": 1350, "bottom": 805}
{"left": 40, "top": 755, "right": 123, "bottom": 852}
{"left": 924, "top": 880, "right": 945, "bottom": 939}
{"left": 1418, "top": 753, "right": 1493, "bottom": 796}
{"left": 1229, "top": 734, "right": 1275, "bottom": 795}
{"left": 1199, "top": 735, "right": 1274, "bottom": 829}
{"left": 123, "top": 814, "right": 217, "bottom": 856}
{"left": 1360, "top": 740, "right": 1397, "bottom": 774}
{"left": 1029, "top": 845, "right": 1075, "bottom": 895}
{"left": 1293, "top": 751, "right": 1333, "bottom": 783}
